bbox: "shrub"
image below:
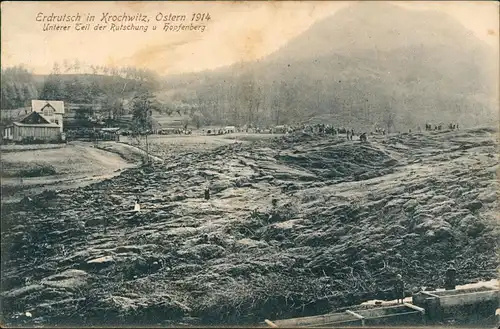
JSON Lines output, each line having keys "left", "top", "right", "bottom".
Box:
{"left": 18, "top": 164, "right": 57, "bottom": 177}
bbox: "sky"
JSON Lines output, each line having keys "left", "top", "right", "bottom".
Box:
{"left": 1, "top": 1, "right": 498, "bottom": 75}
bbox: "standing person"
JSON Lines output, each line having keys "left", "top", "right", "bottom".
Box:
{"left": 444, "top": 263, "right": 457, "bottom": 290}
{"left": 394, "top": 274, "right": 405, "bottom": 303}
{"left": 134, "top": 198, "right": 141, "bottom": 212}
{"left": 204, "top": 187, "right": 210, "bottom": 200}
{"left": 346, "top": 130, "right": 351, "bottom": 141}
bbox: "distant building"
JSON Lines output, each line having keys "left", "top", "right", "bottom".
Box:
{"left": 3, "top": 111, "right": 61, "bottom": 142}
{"left": 98, "top": 127, "right": 121, "bottom": 142}
{"left": 273, "top": 125, "right": 287, "bottom": 133}
{"left": 31, "top": 100, "right": 65, "bottom": 133}
{"left": 224, "top": 126, "right": 236, "bottom": 133}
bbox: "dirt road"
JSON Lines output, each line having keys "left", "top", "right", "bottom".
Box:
{"left": 1, "top": 142, "right": 141, "bottom": 202}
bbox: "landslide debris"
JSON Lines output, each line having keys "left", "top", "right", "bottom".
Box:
{"left": 1, "top": 128, "right": 498, "bottom": 326}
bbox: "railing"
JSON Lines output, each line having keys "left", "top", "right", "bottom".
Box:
{"left": 266, "top": 305, "right": 426, "bottom": 328}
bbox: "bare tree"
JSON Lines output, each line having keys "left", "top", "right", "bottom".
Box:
{"left": 131, "top": 91, "right": 155, "bottom": 165}
{"left": 73, "top": 59, "right": 81, "bottom": 74}
{"left": 383, "top": 108, "right": 396, "bottom": 133}
{"left": 191, "top": 110, "right": 205, "bottom": 129}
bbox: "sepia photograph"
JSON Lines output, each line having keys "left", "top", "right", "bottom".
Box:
{"left": 0, "top": 0, "right": 499, "bottom": 327}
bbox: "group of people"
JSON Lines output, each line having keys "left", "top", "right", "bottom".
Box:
{"left": 154, "top": 120, "right": 462, "bottom": 142}
{"left": 157, "top": 128, "right": 193, "bottom": 135}
{"left": 204, "top": 128, "right": 235, "bottom": 135}
{"left": 199, "top": 121, "right": 460, "bottom": 138}
{"left": 199, "top": 123, "right": 371, "bottom": 140}
{"left": 294, "top": 124, "right": 371, "bottom": 142}
{"left": 425, "top": 122, "right": 459, "bottom": 131}
{"left": 393, "top": 263, "right": 457, "bottom": 303}
{"left": 65, "top": 128, "right": 119, "bottom": 141}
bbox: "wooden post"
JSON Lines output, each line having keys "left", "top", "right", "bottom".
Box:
{"left": 264, "top": 319, "right": 278, "bottom": 328}
{"left": 404, "top": 302, "right": 426, "bottom": 325}
{"left": 426, "top": 297, "right": 441, "bottom": 323}
{"left": 403, "top": 302, "right": 425, "bottom": 314}
{"left": 346, "top": 310, "right": 365, "bottom": 327}
{"left": 145, "top": 133, "right": 150, "bottom": 165}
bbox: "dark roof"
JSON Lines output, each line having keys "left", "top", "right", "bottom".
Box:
{"left": 17, "top": 111, "right": 38, "bottom": 123}
{"left": 19, "top": 111, "right": 51, "bottom": 125}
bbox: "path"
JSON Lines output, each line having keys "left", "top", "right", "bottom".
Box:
{"left": 1, "top": 142, "right": 138, "bottom": 203}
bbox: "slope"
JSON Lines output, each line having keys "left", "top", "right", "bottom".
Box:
{"left": 160, "top": 2, "right": 498, "bottom": 129}
{"left": 1, "top": 127, "right": 498, "bottom": 326}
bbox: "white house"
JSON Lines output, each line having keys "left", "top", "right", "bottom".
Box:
{"left": 31, "top": 100, "right": 65, "bottom": 133}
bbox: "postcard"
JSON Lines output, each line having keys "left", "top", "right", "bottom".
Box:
{"left": 1, "top": 1, "right": 499, "bottom": 327}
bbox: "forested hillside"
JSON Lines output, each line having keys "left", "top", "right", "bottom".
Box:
{"left": 158, "top": 2, "right": 498, "bottom": 130}
{"left": 1, "top": 67, "right": 40, "bottom": 110}
{"left": 36, "top": 63, "right": 160, "bottom": 104}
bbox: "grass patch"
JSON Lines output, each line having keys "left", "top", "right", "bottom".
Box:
{"left": 2, "top": 163, "right": 58, "bottom": 178}
{"left": 19, "top": 164, "right": 57, "bottom": 177}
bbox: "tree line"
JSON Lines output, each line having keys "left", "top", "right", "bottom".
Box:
{"left": 1, "top": 62, "right": 160, "bottom": 113}
{"left": 162, "top": 68, "right": 337, "bottom": 130}
{"left": 1, "top": 66, "right": 39, "bottom": 110}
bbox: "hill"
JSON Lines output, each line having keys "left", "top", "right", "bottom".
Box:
{"left": 1, "top": 66, "right": 160, "bottom": 113}
{"left": 159, "top": 2, "right": 498, "bottom": 130}
{"left": 1, "top": 127, "right": 498, "bottom": 326}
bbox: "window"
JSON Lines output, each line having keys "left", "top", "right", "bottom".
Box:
{"left": 43, "top": 107, "right": 54, "bottom": 117}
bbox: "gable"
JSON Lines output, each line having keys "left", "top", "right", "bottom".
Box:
{"left": 32, "top": 100, "right": 65, "bottom": 114}
{"left": 19, "top": 111, "right": 51, "bottom": 125}
{"left": 40, "top": 104, "right": 56, "bottom": 117}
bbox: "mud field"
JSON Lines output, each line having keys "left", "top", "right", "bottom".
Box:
{"left": 1, "top": 128, "right": 499, "bottom": 326}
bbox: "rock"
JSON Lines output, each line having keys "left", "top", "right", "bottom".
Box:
{"left": 463, "top": 220, "right": 486, "bottom": 237}
{"left": 113, "top": 246, "right": 142, "bottom": 254}
{"left": 403, "top": 199, "right": 418, "bottom": 212}
{"left": 255, "top": 175, "right": 275, "bottom": 182}
{"left": 41, "top": 269, "right": 90, "bottom": 289}
{"left": 172, "top": 194, "right": 187, "bottom": 202}
{"left": 430, "top": 204, "right": 452, "bottom": 216}
{"left": 477, "top": 191, "right": 496, "bottom": 203}
{"left": 85, "top": 256, "right": 115, "bottom": 270}
{"left": 87, "top": 256, "right": 114, "bottom": 264}
{"left": 4, "top": 284, "right": 44, "bottom": 298}
{"left": 235, "top": 238, "right": 268, "bottom": 249}
{"left": 464, "top": 201, "right": 483, "bottom": 212}
{"left": 234, "top": 177, "right": 251, "bottom": 187}
{"left": 178, "top": 244, "right": 226, "bottom": 260}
